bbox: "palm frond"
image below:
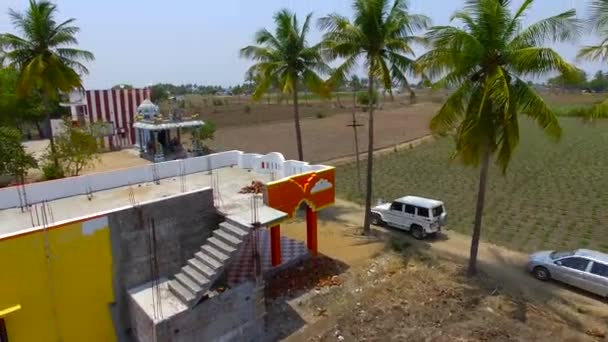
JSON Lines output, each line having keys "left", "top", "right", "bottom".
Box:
{"left": 302, "top": 69, "right": 330, "bottom": 98}
{"left": 508, "top": 47, "right": 577, "bottom": 77}
{"left": 509, "top": 9, "right": 581, "bottom": 48}
{"left": 513, "top": 77, "right": 561, "bottom": 140}
{"left": 577, "top": 37, "right": 608, "bottom": 61}
{"left": 589, "top": 0, "right": 608, "bottom": 31}
{"left": 429, "top": 80, "right": 474, "bottom": 135}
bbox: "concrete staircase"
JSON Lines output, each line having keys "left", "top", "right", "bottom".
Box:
{"left": 168, "top": 220, "right": 250, "bottom": 305}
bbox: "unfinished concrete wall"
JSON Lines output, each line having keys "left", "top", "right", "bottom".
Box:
{"left": 108, "top": 188, "right": 219, "bottom": 341}
{"left": 129, "top": 281, "right": 265, "bottom": 342}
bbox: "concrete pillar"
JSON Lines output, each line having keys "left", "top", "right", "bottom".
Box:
{"left": 152, "top": 131, "right": 165, "bottom": 162}
{"left": 270, "top": 225, "right": 281, "bottom": 266}
{"left": 305, "top": 206, "right": 318, "bottom": 256}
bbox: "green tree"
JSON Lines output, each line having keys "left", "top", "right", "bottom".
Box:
{"left": 112, "top": 84, "right": 133, "bottom": 90}
{"left": 319, "top": 0, "right": 430, "bottom": 234}
{"left": 0, "top": 67, "right": 46, "bottom": 131}
{"left": 579, "top": 0, "right": 608, "bottom": 119}
{"left": 1, "top": 0, "right": 94, "bottom": 167}
{"left": 241, "top": 9, "right": 330, "bottom": 161}
{"left": 418, "top": 0, "right": 579, "bottom": 275}
{"left": 45, "top": 119, "right": 99, "bottom": 177}
{"left": 192, "top": 121, "right": 216, "bottom": 155}
{"left": 0, "top": 126, "right": 37, "bottom": 185}
{"left": 547, "top": 68, "right": 587, "bottom": 90}
{"left": 150, "top": 84, "right": 169, "bottom": 103}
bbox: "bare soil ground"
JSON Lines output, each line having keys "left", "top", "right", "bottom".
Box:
{"left": 210, "top": 102, "right": 439, "bottom": 162}
{"left": 266, "top": 200, "right": 608, "bottom": 341}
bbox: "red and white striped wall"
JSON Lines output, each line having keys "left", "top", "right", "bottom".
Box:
{"left": 68, "top": 88, "right": 150, "bottom": 148}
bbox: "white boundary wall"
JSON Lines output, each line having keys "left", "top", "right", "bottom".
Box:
{"left": 0, "top": 150, "right": 330, "bottom": 209}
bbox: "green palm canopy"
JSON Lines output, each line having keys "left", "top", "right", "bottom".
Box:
{"left": 1, "top": 0, "right": 94, "bottom": 167}
{"left": 241, "top": 9, "right": 330, "bottom": 161}
{"left": 578, "top": 0, "right": 608, "bottom": 119}
{"left": 2, "top": 0, "right": 94, "bottom": 98}
{"left": 319, "top": 0, "right": 430, "bottom": 234}
{"left": 417, "top": 0, "right": 580, "bottom": 274}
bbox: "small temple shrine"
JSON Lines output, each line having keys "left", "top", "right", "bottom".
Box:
{"left": 133, "top": 99, "right": 205, "bottom": 162}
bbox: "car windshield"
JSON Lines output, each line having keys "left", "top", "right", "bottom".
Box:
{"left": 550, "top": 250, "right": 575, "bottom": 260}
{"left": 432, "top": 206, "right": 443, "bottom": 218}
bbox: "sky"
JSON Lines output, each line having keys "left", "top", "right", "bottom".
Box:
{"left": 0, "top": 0, "right": 603, "bottom": 89}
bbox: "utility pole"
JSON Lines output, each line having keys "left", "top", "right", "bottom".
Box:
{"left": 348, "top": 90, "right": 364, "bottom": 193}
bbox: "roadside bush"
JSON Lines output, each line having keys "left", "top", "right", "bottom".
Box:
{"left": 42, "top": 163, "right": 65, "bottom": 180}
{"left": 0, "top": 127, "right": 38, "bottom": 185}
{"left": 357, "top": 90, "right": 378, "bottom": 107}
{"left": 244, "top": 104, "right": 252, "bottom": 114}
{"left": 316, "top": 112, "right": 327, "bottom": 119}
{"left": 212, "top": 98, "right": 223, "bottom": 106}
{"left": 43, "top": 119, "right": 99, "bottom": 178}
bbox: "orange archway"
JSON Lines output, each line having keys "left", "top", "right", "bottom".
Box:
{"left": 264, "top": 167, "right": 335, "bottom": 261}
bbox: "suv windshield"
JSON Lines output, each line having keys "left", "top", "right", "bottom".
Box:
{"left": 432, "top": 206, "right": 444, "bottom": 218}
{"left": 550, "top": 250, "right": 575, "bottom": 260}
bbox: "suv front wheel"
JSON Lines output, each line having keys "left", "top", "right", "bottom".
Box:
{"left": 371, "top": 213, "right": 384, "bottom": 226}
{"left": 411, "top": 225, "right": 424, "bottom": 240}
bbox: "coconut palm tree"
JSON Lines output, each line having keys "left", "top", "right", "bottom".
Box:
{"left": 2, "top": 0, "right": 94, "bottom": 166}
{"left": 578, "top": 0, "right": 608, "bottom": 119}
{"left": 417, "top": 0, "right": 580, "bottom": 275}
{"left": 241, "top": 9, "right": 330, "bottom": 161}
{"left": 319, "top": 0, "right": 430, "bottom": 235}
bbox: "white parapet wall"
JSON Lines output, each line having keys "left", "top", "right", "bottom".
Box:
{"left": 0, "top": 150, "right": 330, "bottom": 210}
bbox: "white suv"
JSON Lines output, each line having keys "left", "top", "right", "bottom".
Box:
{"left": 371, "top": 196, "right": 447, "bottom": 239}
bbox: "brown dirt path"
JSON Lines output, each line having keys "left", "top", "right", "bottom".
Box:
{"left": 278, "top": 199, "right": 608, "bottom": 340}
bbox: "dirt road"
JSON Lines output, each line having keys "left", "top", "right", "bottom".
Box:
{"left": 278, "top": 199, "right": 608, "bottom": 340}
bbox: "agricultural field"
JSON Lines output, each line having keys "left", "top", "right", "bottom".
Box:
{"left": 336, "top": 118, "right": 608, "bottom": 254}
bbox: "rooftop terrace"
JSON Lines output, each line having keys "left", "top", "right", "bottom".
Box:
{"left": 0, "top": 150, "right": 330, "bottom": 237}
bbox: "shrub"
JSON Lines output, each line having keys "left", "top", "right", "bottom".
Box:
{"left": 212, "top": 98, "right": 224, "bottom": 106}
{"left": 42, "top": 163, "right": 65, "bottom": 180}
{"left": 43, "top": 119, "right": 99, "bottom": 177}
{"left": 316, "top": 112, "right": 326, "bottom": 119}
{"left": 0, "top": 127, "right": 38, "bottom": 184}
{"left": 357, "top": 90, "right": 378, "bottom": 107}
{"left": 244, "top": 104, "right": 252, "bottom": 114}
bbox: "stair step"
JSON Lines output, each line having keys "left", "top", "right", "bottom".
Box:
{"left": 187, "top": 257, "right": 217, "bottom": 278}
{"left": 168, "top": 280, "right": 195, "bottom": 303}
{"left": 214, "top": 229, "right": 242, "bottom": 248}
{"left": 175, "top": 272, "right": 202, "bottom": 293}
{"left": 195, "top": 251, "right": 222, "bottom": 270}
{"left": 208, "top": 237, "right": 237, "bottom": 255}
{"left": 220, "top": 222, "right": 249, "bottom": 239}
{"left": 201, "top": 245, "right": 230, "bottom": 262}
{"left": 182, "top": 265, "right": 209, "bottom": 286}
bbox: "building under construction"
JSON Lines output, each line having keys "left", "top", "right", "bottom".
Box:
{"left": 0, "top": 151, "right": 335, "bottom": 341}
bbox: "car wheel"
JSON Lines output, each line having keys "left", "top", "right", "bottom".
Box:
{"left": 533, "top": 266, "right": 551, "bottom": 281}
{"left": 371, "top": 213, "right": 384, "bottom": 226}
{"left": 411, "top": 225, "right": 424, "bottom": 240}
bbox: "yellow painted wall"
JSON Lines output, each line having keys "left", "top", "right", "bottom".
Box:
{"left": 0, "top": 216, "right": 116, "bottom": 341}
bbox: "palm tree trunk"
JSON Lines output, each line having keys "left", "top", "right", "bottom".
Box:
{"left": 362, "top": 71, "right": 375, "bottom": 235}
{"left": 468, "top": 145, "right": 491, "bottom": 276}
{"left": 403, "top": 79, "right": 416, "bottom": 103}
{"left": 42, "top": 92, "right": 59, "bottom": 168}
{"left": 292, "top": 81, "right": 304, "bottom": 161}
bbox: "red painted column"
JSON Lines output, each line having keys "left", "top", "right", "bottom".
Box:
{"left": 270, "top": 225, "right": 281, "bottom": 266}
{"left": 305, "top": 205, "right": 318, "bottom": 256}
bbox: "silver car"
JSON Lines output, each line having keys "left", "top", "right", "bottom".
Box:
{"left": 528, "top": 249, "right": 608, "bottom": 298}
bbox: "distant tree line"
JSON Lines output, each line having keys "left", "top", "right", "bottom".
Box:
{"left": 547, "top": 69, "right": 608, "bottom": 92}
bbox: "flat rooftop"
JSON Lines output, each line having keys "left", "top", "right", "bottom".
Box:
{"left": 0, "top": 167, "right": 272, "bottom": 236}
